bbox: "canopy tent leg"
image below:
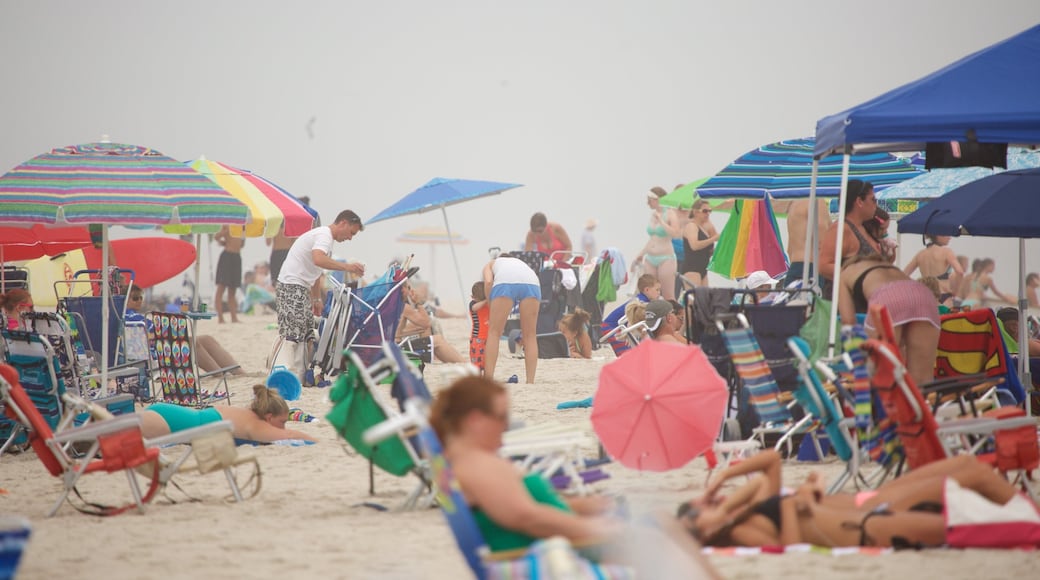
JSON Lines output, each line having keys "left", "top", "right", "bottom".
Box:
{"left": 826, "top": 153, "right": 852, "bottom": 358}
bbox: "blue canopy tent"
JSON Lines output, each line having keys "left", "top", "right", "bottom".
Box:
{"left": 810, "top": 24, "right": 1040, "bottom": 382}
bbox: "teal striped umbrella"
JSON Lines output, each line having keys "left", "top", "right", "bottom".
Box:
{"left": 696, "top": 138, "right": 924, "bottom": 199}
{"left": 0, "top": 141, "right": 248, "bottom": 227}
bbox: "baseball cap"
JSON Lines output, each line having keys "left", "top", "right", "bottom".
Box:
{"left": 644, "top": 299, "right": 672, "bottom": 332}
{"left": 744, "top": 271, "right": 779, "bottom": 290}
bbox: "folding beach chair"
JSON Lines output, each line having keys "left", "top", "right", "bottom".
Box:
{"left": 362, "top": 397, "right": 634, "bottom": 580}
{"left": 58, "top": 268, "right": 134, "bottom": 369}
{"left": 500, "top": 421, "right": 611, "bottom": 496}
{"left": 934, "top": 308, "right": 1025, "bottom": 409}
{"left": 0, "top": 363, "right": 161, "bottom": 517}
{"left": 149, "top": 312, "right": 234, "bottom": 407}
{"left": 715, "top": 313, "right": 817, "bottom": 454}
{"left": 0, "top": 328, "right": 66, "bottom": 455}
{"left": 325, "top": 342, "right": 432, "bottom": 511}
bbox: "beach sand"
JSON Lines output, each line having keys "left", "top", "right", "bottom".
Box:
{"left": 3, "top": 313, "right": 1037, "bottom": 579}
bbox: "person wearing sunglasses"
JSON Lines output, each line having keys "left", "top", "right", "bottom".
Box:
{"left": 819, "top": 179, "right": 881, "bottom": 295}
{"left": 680, "top": 199, "right": 719, "bottom": 289}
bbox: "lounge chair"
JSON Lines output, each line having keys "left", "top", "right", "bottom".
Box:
{"left": 149, "top": 311, "right": 234, "bottom": 407}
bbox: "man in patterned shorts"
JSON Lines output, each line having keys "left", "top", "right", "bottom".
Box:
{"left": 276, "top": 210, "right": 365, "bottom": 383}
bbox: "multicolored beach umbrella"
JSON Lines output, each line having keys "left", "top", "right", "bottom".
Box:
{"left": 696, "top": 138, "right": 923, "bottom": 199}
{"left": 0, "top": 142, "right": 248, "bottom": 227}
{"left": 707, "top": 196, "right": 788, "bottom": 280}
{"left": 658, "top": 178, "right": 709, "bottom": 209}
{"left": 183, "top": 156, "right": 317, "bottom": 238}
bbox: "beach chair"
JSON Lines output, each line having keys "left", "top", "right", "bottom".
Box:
{"left": 325, "top": 342, "right": 433, "bottom": 511}
{"left": 0, "top": 328, "right": 66, "bottom": 455}
{"left": 935, "top": 308, "right": 1025, "bottom": 409}
{"left": 58, "top": 269, "right": 134, "bottom": 369}
{"left": 715, "top": 313, "right": 818, "bottom": 454}
{"left": 149, "top": 312, "right": 234, "bottom": 407}
{"left": 500, "top": 421, "right": 611, "bottom": 496}
{"left": 0, "top": 516, "right": 30, "bottom": 579}
{"left": 362, "top": 397, "right": 633, "bottom": 580}
{"left": 0, "top": 363, "right": 162, "bottom": 516}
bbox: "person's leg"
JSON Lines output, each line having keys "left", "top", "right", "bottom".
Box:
{"left": 658, "top": 258, "right": 678, "bottom": 301}
{"left": 483, "top": 297, "right": 512, "bottom": 381}
{"left": 902, "top": 321, "right": 940, "bottom": 388}
{"left": 139, "top": 409, "right": 172, "bottom": 439}
{"left": 432, "top": 335, "right": 467, "bottom": 363}
{"left": 214, "top": 284, "right": 227, "bottom": 323}
{"left": 226, "top": 285, "right": 240, "bottom": 322}
{"left": 518, "top": 297, "right": 539, "bottom": 383}
{"left": 195, "top": 334, "right": 244, "bottom": 374}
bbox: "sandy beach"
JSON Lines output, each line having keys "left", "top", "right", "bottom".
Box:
{"left": 3, "top": 311, "right": 1038, "bottom": 579}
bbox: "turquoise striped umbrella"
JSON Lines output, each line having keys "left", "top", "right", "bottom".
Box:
{"left": 696, "top": 138, "right": 924, "bottom": 199}
{"left": 0, "top": 141, "right": 248, "bottom": 227}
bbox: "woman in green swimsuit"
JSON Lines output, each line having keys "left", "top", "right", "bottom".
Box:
{"left": 632, "top": 187, "right": 682, "bottom": 301}
{"left": 142, "top": 385, "right": 318, "bottom": 443}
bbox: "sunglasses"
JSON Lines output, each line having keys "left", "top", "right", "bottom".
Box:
{"left": 701, "top": 209, "right": 712, "bottom": 214}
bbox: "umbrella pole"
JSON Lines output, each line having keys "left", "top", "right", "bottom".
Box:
{"left": 101, "top": 225, "right": 110, "bottom": 390}
{"left": 193, "top": 234, "right": 202, "bottom": 310}
{"left": 826, "top": 153, "right": 852, "bottom": 358}
{"left": 441, "top": 206, "right": 468, "bottom": 312}
{"left": 1020, "top": 239, "right": 1032, "bottom": 414}
{"left": 803, "top": 159, "right": 820, "bottom": 289}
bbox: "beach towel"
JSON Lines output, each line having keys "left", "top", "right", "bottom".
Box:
{"left": 936, "top": 309, "right": 1025, "bottom": 403}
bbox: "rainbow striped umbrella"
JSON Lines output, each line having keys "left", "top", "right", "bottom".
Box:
{"left": 183, "top": 156, "right": 316, "bottom": 238}
{"left": 0, "top": 142, "right": 247, "bottom": 227}
{"left": 697, "top": 138, "right": 923, "bottom": 199}
{"left": 707, "top": 196, "right": 788, "bottom": 280}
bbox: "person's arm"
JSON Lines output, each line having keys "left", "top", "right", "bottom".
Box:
{"left": 818, "top": 223, "right": 838, "bottom": 280}
{"left": 470, "top": 299, "right": 488, "bottom": 313}
{"left": 553, "top": 223, "right": 573, "bottom": 252}
{"left": 399, "top": 302, "right": 432, "bottom": 337}
{"left": 1029, "top": 287, "right": 1040, "bottom": 309}
{"left": 662, "top": 208, "right": 683, "bottom": 239}
{"left": 705, "top": 449, "right": 782, "bottom": 500}
{"left": 838, "top": 275, "right": 856, "bottom": 326}
{"left": 310, "top": 249, "right": 363, "bottom": 274}
{"left": 214, "top": 226, "right": 229, "bottom": 247}
{"left": 462, "top": 455, "right": 609, "bottom": 544}
{"left": 988, "top": 279, "right": 1016, "bottom": 304}
{"left": 523, "top": 231, "right": 535, "bottom": 252}
{"left": 240, "top": 414, "right": 318, "bottom": 443}
{"left": 903, "top": 253, "right": 920, "bottom": 277}
{"left": 483, "top": 261, "right": 495, "bottom": 302}
{"left": 631, "top": 239, "right": 653, "bottom": 272}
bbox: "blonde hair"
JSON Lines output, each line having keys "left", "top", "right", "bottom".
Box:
{"left": 625, "top": 302, "right": 647, "bottom": 328}
{"left": 250, "top": 385, "right": 289, "bottom": 418}
{"left": 559, "top": 308, "right": 591, "bottom": 334}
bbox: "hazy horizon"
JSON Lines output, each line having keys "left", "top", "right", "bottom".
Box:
{"left": 3, "top": 2, "right": 1039, "bottom": 309}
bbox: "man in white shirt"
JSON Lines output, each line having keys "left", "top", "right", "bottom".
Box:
{"left": 276, "top": 209, "right": 365, "bottom": 342}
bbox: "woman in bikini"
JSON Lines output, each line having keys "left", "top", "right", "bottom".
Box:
{"left": 837, "top": 254, "right": 940, "bottom": 387}
{"left": 633, "top": 187, "right": 683, "bottom": 301}
{"left": 903, "top": 234, "right": 964, "bottom": 304}
{"left": 959, "top": 258, "right": 1015, "bottom": 309}
{"left": 678, "top": 450, "right": 1025, "bottom": 549}
{"left": 680, "top": 199, "right": 719, "bottom": 290}
{"left": 141, "top": 384, "right": 318, "bottom": 443}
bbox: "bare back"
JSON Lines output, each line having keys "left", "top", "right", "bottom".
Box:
{"left": 786, "top": 199, "right": 828, "bottom": 263}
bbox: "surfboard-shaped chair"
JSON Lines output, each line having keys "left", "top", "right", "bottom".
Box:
{"left": 325, "top": 341, "right": 432, "bottom": 511}
{"left": 0, "top": 328, "right": 66, "bottom": 456}
{"left": 0, "top": 363, "right": 162, "bottom": 516}
{"left": 148, "top": 312, "right": 233, "bottom": 408}
{"left": 361, "top": 395, "right": 635, "bottom": 579}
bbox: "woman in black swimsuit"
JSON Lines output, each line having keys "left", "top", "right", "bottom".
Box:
{"left": 677, "top": 450, "right": 1025, "bottom": 548}
{"left": 680, "top": 200, "right": 719, "bottom": 289}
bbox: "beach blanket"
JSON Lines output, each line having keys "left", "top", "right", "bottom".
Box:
{"left": 702, "top": 544, "right": 892, "bottom": 556}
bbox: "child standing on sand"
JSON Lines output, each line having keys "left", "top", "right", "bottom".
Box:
{"left": 469, "top": 281, "right": 490, "bottom": 374}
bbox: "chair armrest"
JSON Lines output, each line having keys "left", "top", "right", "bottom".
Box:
{"left": 200, "top": 364, "right": 240, "bottom": 379}
{"left": 50, "top": 414, "right": 142, "bottom": 444}
{"left": 145, "top": 420, "right": 233, "bottom": 448}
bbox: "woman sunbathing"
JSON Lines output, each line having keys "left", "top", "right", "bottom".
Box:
{"left": 678, "top": 450, "right": 1025, "bottom": 548}
{"left": 141, "top": 385, "right": 318, "bottom": 443}
{"left": 432, "top": 375, "right": 720, "bottom": 577}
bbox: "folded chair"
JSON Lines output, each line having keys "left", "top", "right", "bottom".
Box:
{"left": 149, "top": 312, "right": 233, "bottom": 407}
{"left": 0, "top": 329, "right": 66, "bottom": 455}
{"left": 61, "top": 393, "right": 262, "bottom": 503}
{"left": 0, "top": 363, "right": 161, "bottom": 516}
{"left": 326, "top": 342, "right": 432, "bottom": 511}
{"left": 715, "top": 313, "right": 817, "bottom": 454}
{"left": 362, "top": 397, "right": 634, "bottom": 580}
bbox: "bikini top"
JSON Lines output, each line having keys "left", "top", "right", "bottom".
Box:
{"left": 647, "top": 209, "right": 669, "bottom": 238}
{"left": 534, "top": 226, "right": 566, "bottom": 254}
{"left": 749, "top": 495, "right": 782, "bottom": 530}
{"left": 936, "top": 265, "right": 953, "bottom": 281}
{"left": 851, "top": 264, "right": 900, "bottom": 313}
{"left": 845, "top": 220, "right": 880, "bottom": 258}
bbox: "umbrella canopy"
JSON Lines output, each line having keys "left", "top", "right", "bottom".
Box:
{"left": 183, "top": 157, "right": 317, "bottom": 238}
{"left": 0, "top": 224, "right": 92, "bottom": 262}
{"left": 878, "top": 147, "right": 1040, "bottom": 206}
{"left": 395, "top": 226, "right": 469, "bottom": 245}
{"left": 898, "top": 167, "right": 1040, "bottom": 410}
{"left": 708, "top": 196, "right": 789, "bottom": 280}
{"left": 368, "top": 178, "right": 522, "bottom": 224}
{"left": 658, "top": 178, "right": 709, "bottom": 209}
{"left": 591, "top": 340, "right": 727, "bottom": 472}
{"left": 0, "top": 142, "right": 248, "bottom": 227}
{"left": 369, "top": 178, "right": 522, "bottom": 307}
{"left": 696, "top": 138, "right": 923, "bottom": 199}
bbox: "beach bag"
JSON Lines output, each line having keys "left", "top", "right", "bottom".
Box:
{"left": 944, "top": 478, "right": 1040, "bottom": 548}
{"left": 798, "top": 298, "right": 838, "bottom": 362}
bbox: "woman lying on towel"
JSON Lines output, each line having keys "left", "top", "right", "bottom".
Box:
{"left": 432, "top": 375, "right": 720, "bottom": 578}
{"left": 677, "top": 450, "right": 1028, "bottom": 548}
{"left": 141, "top": 385, "right": 318, "bottom": 443}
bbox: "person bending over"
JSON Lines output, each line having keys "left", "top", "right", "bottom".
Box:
{"left": 141, "top": 385, "right": 317, "bottom": 443}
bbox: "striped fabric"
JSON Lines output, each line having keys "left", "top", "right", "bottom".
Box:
{"left": 182, "top": 158, "right": 316, "bottom": 238}
{"left": 844, "top": 345, "right": 902, "bottom": 467}
{"left": 721, "top": 327, "right": 791, "bottom": 424}
{"left": 485, "top": 538, "right": 635, "bottom": 579}
{"left": 702, "top": 544, "right": 892, "bottom": 556}
{"left": 0, "top": 142, "right": 247, "bottom": 227}
{"left": 696, "top": 138, "right": 923, "bottom": 199}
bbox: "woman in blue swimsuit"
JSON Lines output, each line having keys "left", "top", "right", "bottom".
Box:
{"left": 632, "top": 187, "right": 682, "bottom": 301}
{"left": 142, "top": 385, "right": 318, "bottom": 443}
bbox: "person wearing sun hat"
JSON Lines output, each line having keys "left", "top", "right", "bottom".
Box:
{"left": 740, "top": 270, "right": 784, "bottom": 305}
{"left": 644, "top": 299, "right": 686, "bottom": 344}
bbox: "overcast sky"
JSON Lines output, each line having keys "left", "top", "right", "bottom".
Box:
{"left": 2, "top": 1, "right": 1038, "bottom": 308}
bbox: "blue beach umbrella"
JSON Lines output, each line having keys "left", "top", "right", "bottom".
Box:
{"left": 368, "top": 177, "right": 523, "bottom": 306}
{"left": 899, "top": 167, "right": 1040, "bottom": 406}
{"left": 696, "top": 138, "right": 923, "bottom": 199}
